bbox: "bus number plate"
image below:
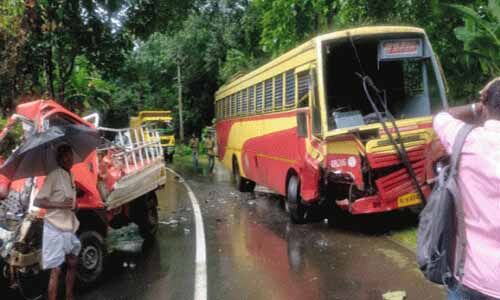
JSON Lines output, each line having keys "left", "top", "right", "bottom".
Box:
{"left": 397, "top": 192, "right": 421, "bottom": 208}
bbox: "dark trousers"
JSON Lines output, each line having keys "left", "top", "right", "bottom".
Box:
{"left": 208, "top": 155, "right": 215, "bottom": 173}
{"left": 448, "top": 278, "right": 499, "bottom": 300}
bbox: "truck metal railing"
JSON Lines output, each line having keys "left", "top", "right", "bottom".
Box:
{"left": 97, "top": 125, "right": 164, "bottom": 173}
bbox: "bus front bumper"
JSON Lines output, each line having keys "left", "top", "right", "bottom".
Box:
{"left": 335, "top": 185, "right": 430, "bottom": 214}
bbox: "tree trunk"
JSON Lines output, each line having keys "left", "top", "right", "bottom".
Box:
{"left": 46, "top": 47, "right": 55, "bottom": 99}
{"left": 177, "top": 63, "right": 184, "bottom": 142}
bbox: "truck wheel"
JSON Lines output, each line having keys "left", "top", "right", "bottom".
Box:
{"left": 17, "top": 266, "right": 44, "bottom": 300}
{"left": 136, "top": 193, "right": 159, "bottom": 240}
{"left": 233, "top": 160, "right": 255, "bottom": 193}
{"left": 164, "top": 152, "right": 174, "bottom": 163}
{"left": 286, "top": 175, "right": 307, "bottom": 224}
{"left": 77, "top": 231, "right": 105, "bottom": 286}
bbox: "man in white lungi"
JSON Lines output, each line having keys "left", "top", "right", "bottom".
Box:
{"left": 35, "top": 144, "right": 80, "bottom": 300}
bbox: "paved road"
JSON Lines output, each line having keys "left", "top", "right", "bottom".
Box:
{"left": 4, "top": 162, "right": 446, "bottom": 299}
{"left": 81, "top": 162, "right": 444, "bottom": 300}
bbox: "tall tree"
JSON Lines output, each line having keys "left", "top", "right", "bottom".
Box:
{"left": 450, "top": 0, "right": 500, "bottom": 77}
{"left": 32, "top": 0, "right": 130, "bottom": 105}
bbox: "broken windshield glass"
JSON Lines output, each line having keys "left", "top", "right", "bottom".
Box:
{"left": 323, "top": 36, "right": 444, "bottom": 130}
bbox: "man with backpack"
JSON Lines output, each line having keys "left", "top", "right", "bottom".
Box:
{"left": 432, "top": 78, "right": 500, "bottom": 299}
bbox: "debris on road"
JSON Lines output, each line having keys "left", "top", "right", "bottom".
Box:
{"left": 315, "top": 239, "right": 329, "bottom": 251}
{"left": 382, "top": 290, "right": 407, "bottom": 300}
{"left": 160, "top": 219, "right": 179, "bottom": 226}
{"left": 107, "top": 223, "right": 144, "bottom": 253}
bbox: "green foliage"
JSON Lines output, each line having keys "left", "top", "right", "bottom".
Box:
{"left": 0, "top": 0, "right": 31, "bottom": 110}
{"left": 65, "top": 56, "right": 117, "bottom": 114}
{"left": 0, "top": 117, "right": 24, "bottom": 157}
{"left": 0, "top": 0, "right": 495, "bottom": 138}
{"left": 450, "top": 0, "right": 500, "bottom": 77}
{"left": 125, "top": 0, "right": 197, "bottom": 39}
{"left": 254, "top": 0, "right": 337, "bottom": 56}
{"left": 0, "top": 0, "right": 25, "bottom": 37}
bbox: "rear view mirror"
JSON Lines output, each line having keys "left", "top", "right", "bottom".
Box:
{"left": 297, "top": 112, "right": 307, "bottom": 137}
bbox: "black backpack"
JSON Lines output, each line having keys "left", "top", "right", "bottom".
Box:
{"left": 416, "top": 124, "right": 474, "bottom": 285}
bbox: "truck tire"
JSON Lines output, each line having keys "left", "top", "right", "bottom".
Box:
{"left": 164, "top": 152, "right": 174, "bottom": 163}
{"left": 17, "top": 266, "right": 44, "bottom": 300}
{"left": 135, "top": 193, "right": 159, "bottom": 240}
{"left": 232, "top": 159, "right": 255, "bottom": 193}
{"left": 286, "top": 175, "right": 307, "bottom": 224}
{"left": 77, "top": 231, "right": 105, "bottom": 286}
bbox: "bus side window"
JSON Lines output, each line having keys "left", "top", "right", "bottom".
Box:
{"left": 248, "top": 86, "right": 255, "bottom": 114}
{"left": 242, "top": 89, "right": 248, "bottom": 115}
{"left": 231, "top": 94, "right": 235, "bottom": 117}
{"left": 297, "top": 112, "right": 308, "bottom": 137}
{"left": 256, "top": 82, "right": 263, "bottom": 112}
{"left": 285, "top": 70, "right": 295, "bottom": 109}
{"left": 274, "top": 74, "right": 283, "bottom": 111}
{"left": 297, "top": 71, "right": 310, "bottom": 108}
{"left": 224, "top": 97, "right": 229, "bottom": 118}
{"left": 264, "top": 79, "right": 273, "bottom": 111}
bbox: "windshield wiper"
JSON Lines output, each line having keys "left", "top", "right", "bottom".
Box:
{"left": 359, "top": 74, "right": 426, "bottom": 204}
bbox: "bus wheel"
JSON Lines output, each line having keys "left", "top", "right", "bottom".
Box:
{"left": 77, "top": 231, "right": 105, "bottom": 286}
{"left": 233, "top": 160, "right": 255, "bottom": 193}
{"left": 286, "top": 175, "right": 307, "bottom": 224}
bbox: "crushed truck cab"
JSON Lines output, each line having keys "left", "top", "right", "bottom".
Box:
{"left": 0, "top": 100, "right": 166, "bottom": 293}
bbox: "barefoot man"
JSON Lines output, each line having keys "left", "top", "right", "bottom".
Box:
{"left": 34, "top": 144, "right": 80, "bottom": 300}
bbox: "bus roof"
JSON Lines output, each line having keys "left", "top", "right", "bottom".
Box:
{"left": 215, "top": 26, "right": 425, "bottom": 100}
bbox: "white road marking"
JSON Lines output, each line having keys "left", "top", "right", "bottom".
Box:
{"left": 165, "top": 167, "right": 207, "bottom": 300}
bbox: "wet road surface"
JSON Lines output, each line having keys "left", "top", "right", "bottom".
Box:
{"left": 78, "top": 174, "right": 196, "bottom": 300}
{"left": 184, "top": 164, "right": 445, "bottom": 300}
{"left": 4, "top": 162, "right": 445, "bottom": 299}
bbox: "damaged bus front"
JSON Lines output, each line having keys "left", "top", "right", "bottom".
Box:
{"left": 318, "top": 27, "right": 447, "bottom": 214}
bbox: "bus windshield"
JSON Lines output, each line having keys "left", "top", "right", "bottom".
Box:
{"left": 323, "top": 36, "right": 444, "bottom": 130}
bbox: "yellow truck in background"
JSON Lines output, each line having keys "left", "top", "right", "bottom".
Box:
{"left": 130, "top": 111, "right": 176, "bottom": 162}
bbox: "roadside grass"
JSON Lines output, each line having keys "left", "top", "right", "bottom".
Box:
{"left": 390, "top": 227, "right": 417, "bottom": 251}
{"left": 171, "top": 144, "right": 210, "bottom": 175}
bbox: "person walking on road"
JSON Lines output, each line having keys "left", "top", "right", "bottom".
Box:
{"left": 189, "top": 133, "right": 200, "bottom": 171}
{"left": 34, "top": 144, "right": 80, "bottom": 300}
{"left": 205, "top": 133, "right": 216, "bottom": 174}
{"left": 433, "top": 78, "right": 500, "bottom": 300}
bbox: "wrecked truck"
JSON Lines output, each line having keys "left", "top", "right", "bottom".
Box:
{"left": 0, "top": 100, "right": 166, "bottom": 294}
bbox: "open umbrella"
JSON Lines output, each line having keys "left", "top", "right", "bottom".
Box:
{"left": 0, "top": 124, "right": 99, "bottom": 180}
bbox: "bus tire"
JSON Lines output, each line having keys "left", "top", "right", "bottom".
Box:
{"left": 286, "top": 175, "right": 307, "bottom": 224}
{"left": 233, "top": 159, "right": 255, "bottom": 193}
{"left": 77, "top": 231, "right": 105, "bottom": 286}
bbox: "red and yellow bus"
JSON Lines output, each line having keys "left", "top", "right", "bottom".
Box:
{"left": 214, "top": 26, "right": 448, "bottom": 223}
